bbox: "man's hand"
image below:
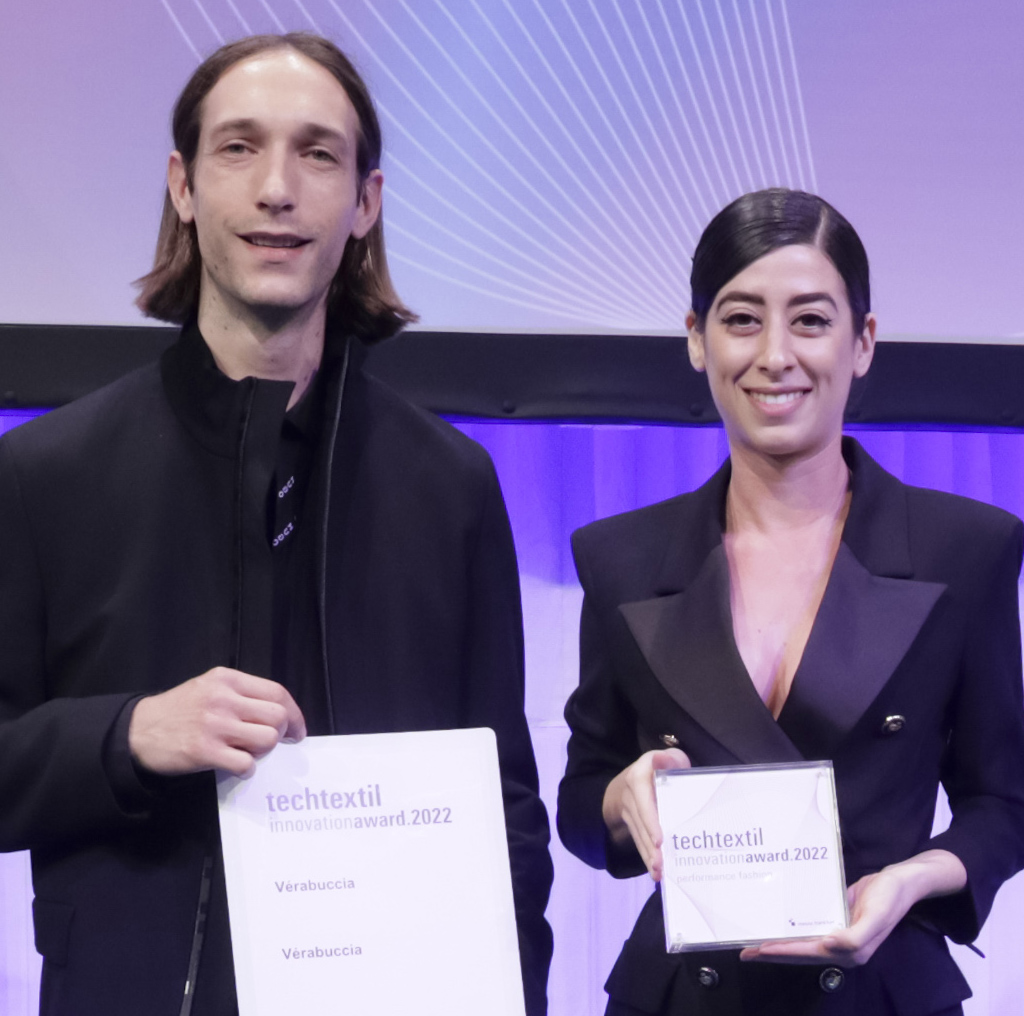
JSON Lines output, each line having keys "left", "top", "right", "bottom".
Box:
{"left": 128, "top": 667, "right": 306, "bottom": 778}
{"left": 602, "top": 748, "right": 691, "bottom": 881}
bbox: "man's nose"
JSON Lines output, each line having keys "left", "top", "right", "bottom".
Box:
{"left": 255, "top": 149, "right": 296, "bottom": 212}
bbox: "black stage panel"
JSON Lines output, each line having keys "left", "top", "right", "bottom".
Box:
{"left": 1, "top": 324, "right": 1021, "bottom": 428}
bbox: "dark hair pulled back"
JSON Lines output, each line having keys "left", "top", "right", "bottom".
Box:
{"left": 690, "top": 189, "right": 870, "bottom": 334}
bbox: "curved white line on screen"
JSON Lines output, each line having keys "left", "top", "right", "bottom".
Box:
{"left": 453, "top": 0, "right": 685, "bottom": 298}
{"left": 730, "top": 0, "right": 780, "bottom": 185}
{"left": 388, "top": 219, "right": 672, "bottom": 330}
{"left": 550, "top": 0, "right": 697, "bottom": 242}
{"left": 764, "top": 0, "right": 805, "bottom": 190}
{"left": 603, "top": 0, "right": 706, "bottom": 239}
{"left": 378, "top": 97, "right": 668, "bottom": 323}
{"left": 747, "top": 0, "right": 793, "bottom": 183}
{"left": 778, "top": 0, "right": 818, "bottom": 192}
{"left": 674, "top": 1, "right": 744, "bottom": 196}
{"left": 386, "top": 188, "right": 679, "bottom": 329}
{"left": 578, "top": 0, "right": 695, "bottom": 235}
{"left": 695, "top": 0, "right": 755, "bottom": 191}
{"left": 224, "top": 0, "right": 253, "bottom": 34}
{"left": 388, "top": 248, "right": 654, "bottom": 331}
{"left": 654, "top": 2, "right": 730, "bottom": 205}
{"left": 191, "top": 0, "right": 225, "bottom": 45}
{"left": 633, "top": 3, "right": 716, "bottom": 220}
{"left": 384, "top": 149, "right": 669, "bottom": 326}
{"left": 515, "top": 0, "right": 694, "bottom": 281}
{"left": 357, "top": 3, "right": 659, "bottom": 299}
{"left": 331, "top": 1, "right": 662, "bottom": 317}
{"left": 713, "top": 0, "right": 767, "bottom": 189}
{"left": 257, "top": 0, "right": 286, "bottom": 33}
{"left": 159, "top": 0, "right": 203, "bottom": 61}
{"left": 401, "top": 0, "right": 681, "bottom": 301}
{"left": 290, "top": 0, "right": 323, "bottom": 35}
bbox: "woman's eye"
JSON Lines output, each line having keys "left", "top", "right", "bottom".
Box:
{"left": 793, "top": 312, "right": 832, "bottom": 330}
{"left": 722, "top": 312, "right": 759, "bottom": 331}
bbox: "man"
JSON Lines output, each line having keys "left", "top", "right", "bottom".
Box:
{"left": 0, "top": 33, "right": 552, "bottom": 1016}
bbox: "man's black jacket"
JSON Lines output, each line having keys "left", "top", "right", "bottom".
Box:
{"left": 0, "top": 324, "right": 553, "bottom": 1015}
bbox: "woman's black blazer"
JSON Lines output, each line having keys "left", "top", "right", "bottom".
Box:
{"left": 558, "top": 438, "right": 1024, "bottom": 1016}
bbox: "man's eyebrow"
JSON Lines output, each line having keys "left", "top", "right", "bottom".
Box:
{"left": 301, "top": 123, "right": 349, "bottom": 145}
{"left": 207, "top": 118, "right": 260, "bottom": 140}
{"left": 205, "top": 120, "right": 350, "bottom": 149}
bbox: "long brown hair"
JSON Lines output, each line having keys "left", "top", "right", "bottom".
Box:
{"left": 134, "top": 33, "right": 416, "bottom": 342}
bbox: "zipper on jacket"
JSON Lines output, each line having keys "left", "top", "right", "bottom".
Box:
{"left": 176, "top": 349, "right": 345, "bottom": 1013}
{"left": 178, "top": 853, "right": 213, "bottom": 1016}
{"left": 317, "top": 338, "right": 351, "bottom": 736}
{"left": 232, "top": 380, "right": 258, "bottom": 669}
{"left": 179, "top": 379, "right": 257, "bottom": 1016}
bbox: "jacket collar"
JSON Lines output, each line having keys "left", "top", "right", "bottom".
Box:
{"left": 160, "top": 319, "right": 290, "bottom": 458}
{"left": 159, "top": 318, "right": 363, "bottom": 459}
{"left": 649, "top": 437, "right": 913, "bottom": 595}
{"left": 621, "top": 437, "right": 946, "bottom": 763}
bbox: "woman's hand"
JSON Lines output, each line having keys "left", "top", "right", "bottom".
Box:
{"left": 602, "top": 748, "right": 691, "bottom": 880}
{"left": 739, "top": 849, "right": 967, "bottom": 968}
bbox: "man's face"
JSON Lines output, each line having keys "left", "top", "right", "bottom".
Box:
{"left": 168, "top": 48, "right": 381, "bottom": 327}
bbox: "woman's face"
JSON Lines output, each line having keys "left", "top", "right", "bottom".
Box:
{"left": 687, "top": 244, "right": 875, "bottom": 464}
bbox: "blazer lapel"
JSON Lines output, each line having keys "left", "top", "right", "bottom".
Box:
{"left": 621, "top": 545, "right": 804, "bottom": 765}
{"left": 779, "top": 542, "right": 946, "bottom": 758}
{"left": 779, "top": 439, "right": 947, "bottom": 756}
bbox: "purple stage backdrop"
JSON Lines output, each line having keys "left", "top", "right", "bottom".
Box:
{"left": 1, "top": 409, "right": 1023, "bottom": 1016}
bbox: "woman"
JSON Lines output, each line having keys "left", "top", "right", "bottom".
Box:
{"left": 557, "top": 189, "right": 1024, "bottom": 1015}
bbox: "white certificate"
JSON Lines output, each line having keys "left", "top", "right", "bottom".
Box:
{"left": 655, "top": 761, "right": 848, "bottom": 952}
{"left": 217, "top": 728, "right": 525, "bottom": 1016}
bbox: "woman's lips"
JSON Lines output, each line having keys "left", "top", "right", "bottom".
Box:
{"left": 747, "top": 389, "right": 806, "bottom": 405}
{"left": 744, "top": 388, "right": 811, "bottom": 415}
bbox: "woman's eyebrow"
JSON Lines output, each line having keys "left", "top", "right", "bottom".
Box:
{"left": 715, "top": 290, "right": 764, "bottom": 310}
{"left": 788, "top": 292, "right": 839, "bottom": 310}
{"left": 714, "top": 290, "right": 840, "bottom": 312}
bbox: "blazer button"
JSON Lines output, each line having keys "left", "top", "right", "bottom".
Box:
{"left": 661, "top": 733, "right": 679, "bottom": 747}
{"left": 697, "top": 966, "right": 719, "bottom": 989}
{"left": 819, "top": 967, "right": 845, "bottom": 993}
{"left": 881, "top": 714, "right": 906, "bottom": 735}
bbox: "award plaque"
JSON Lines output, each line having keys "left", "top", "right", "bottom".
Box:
{"left": 217, "top": 729, "right": 525, "bottom": 1016}
{"left": 655, "top": 761, "right": 848, "bottom": 952}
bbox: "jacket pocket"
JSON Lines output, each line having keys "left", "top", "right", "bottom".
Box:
{"left": 33, "top": 898, "right": 74, "bottom": 968}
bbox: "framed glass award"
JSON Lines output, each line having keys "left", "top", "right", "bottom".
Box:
{"left": 655, "top": 761, "right": 848, "bottom": 952}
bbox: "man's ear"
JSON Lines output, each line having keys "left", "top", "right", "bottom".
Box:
{"left": 351, "top": 169, "right": 383, "bottom": 240}
{"left": 686, "top": 310, "right": 706, "bottom": 372}
{"left": 167, "top": 152, "right": 195, "bottom": 224}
